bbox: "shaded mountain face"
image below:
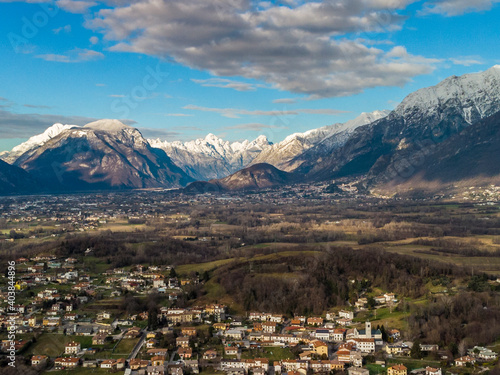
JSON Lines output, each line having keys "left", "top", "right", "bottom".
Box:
{"left": 184, "top": 163, "right": 294, "bottom": 193}
{"left": 380, "top": 110, "right": 500, "bottom": 192}
{"left": 149, "top": 134, "right": 272, "bottom": 180}
{"left": 0, "top": 160, "right": 38, "bottom": 195}
{"left": 301, "top": 66, "right": 500, "bottom": 185}
{"left": 17, "top": 120, "right": 193, "bottom": 191}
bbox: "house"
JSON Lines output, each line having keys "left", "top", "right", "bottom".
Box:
{"left": 101, "top": 359, "right": 117, "bottom": 369}
{"left": 73, "top": 324, "right": 93, "bottom": 336}
{"left": 125, "top": 327, "right": 141, "bottom": 338}
{"left": 64, "top": 313, "right": 78, "bottom": 321}
{"left": 54, "top": 357, "right": 80, "bottom": 369}
{"left": 348, "top": 368, "right": 369, "bottom": 375}
{"left": 311, "top": 340, "right": 329, "bottom": 357}
{"left": 176, "top": 336, "right": 190, "bottom": 348}
{"left": 387, "top": 364, "right": 407, "bottom": 375}
{"left": 146, "top": 338, "right": 159, "bottom": 348}
{"left": 388, "top": 329, "right": 401, "bottom": 340}
{"left": 386, "top": 344, "right": 406, "bottom": 355}
{"left": 31, "top": 355, "right": 48, "bottom": 367}
{"left": 152, "top": 355, "right": 166, "bottom": 366}
{"left": 169, "top": 364, "right": 184, "bottom": 375}
{"left": 42, "top": 316, "right": 61, "bottom": 327}
{"left": 420, "top": 344, "right": 439, "bottom": 352}
{"left": 262, "top": 322, "right": 277, "bottom": 333}
{"left": 384, "top": 293, "right": 396, "bottom": 302}
{"left": 213, "top": 323, "right": 229, "bottom": 331}
{"left": 82, "top": 360, "right": 98, "bottom": 368}
{"left": 65, "top": 341, "right": 81, "bottom": 354}
{"left": 203, "top": 349, "right": 218, "bottom": 360}
{"left": 147, "top": 348, "right": 169, "bottom": 356}
{"left": 184, "top": 359, "right": 200, "bottom": 374}
{"left": 307, "top": 317, "right": 324, "bottom": 326}
{"left": 339, "top": 310, "right": 354, "bottom": 320}
{"left": 116, "top": 358, "right": 126, "bottom": 369}
{"left": 315, "top": 329, "right": 330, "bottom": 341}
{"left": 455, "top": 356, "right": 476, "bottom": 367}
{"left": 425, "top": 367, "right": 442, "bottom": 375}
{"left": 299, "top": 351, "right": 314, "bottom": 360}
{"left": 97, "top": 311, "right": 112, "bottom": 320}
{"left": 181, "top": 327, "right": 197, "bottom": 337}
{"left": 225, "top": 345, "right": 239, "bottom": 356}
{"left": 332, "top": 328, "right": 346, "bottom": 341}
{"left": 92, "top": 333, "right": 108, "bottom": 345}
{"left": 98, "top": 325, "right": 113, "bottom": 335}
{"left": 129, "top": 358, "right": 150, "bottom": 370}
{"left": 355, "top": 298, "right": 368, "bottom": 309}
{"left": 178, "top": 347, "right": 193, "bottom": 359}
{"left": 351, "top": 338, "right": 375, "bottom": 353}
{"left": 225, "top": 329, "right": 244, "bottom": 340}
{"left": 374, "top": 296, "right": 387, "bottom": 304}
{"left": 468, "top": 346, "right": 498, "bottom": 360}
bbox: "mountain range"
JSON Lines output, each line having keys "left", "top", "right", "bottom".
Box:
{"left": 1, "top": 65, "right": 500, "bottom": 195}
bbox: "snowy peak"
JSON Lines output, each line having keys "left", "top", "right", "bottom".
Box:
{"left": 83, "top": 119, "right": 135, "bottom": 133}
{"left": 149, "top": 134, "right": 273, "bottom": 180}
{"left": 1, "top": 123, "right": 78, "bottom": 164}
{"left": 250, "top": 110, "right": 390, "bottom": 171}
{"left": 394, "top": 66, "right": 500, "bottom": 124}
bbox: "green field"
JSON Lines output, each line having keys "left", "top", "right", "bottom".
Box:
{"left": 113, "top": 338, "right": 139, "bottom": 356}
{"left": 26, "top": 334, "right": 93, "bottom": 357}
{"left": 43, "top": 367, "right": 112, "bottom": 375}
{"left": 241, "top": 346, "right": 295, "bottom": 362}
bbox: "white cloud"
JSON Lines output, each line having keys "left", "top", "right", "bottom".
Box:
{"left": 191, "top": 78, "right": 264, "bottom": 92}
{"left": 56, "top": 0, "right": 97, "bottom": 13}
{"left": 0, "top": 109, "right": 96, "bottom": 139}
{"left": 272, "top": 98, "right": 297, "bottom": 104}
{"left": 449, "top": 56, "right": 484, "bottom": 66}
{"left": 36, "top": 48, "right": 104, "bottom": 63}
{"left": 53, "top": 25, "right": 72, "bottom": 34}
{"left": 183, "top": 104, "right": 347, "bottom": 118}
{"left": 223, "top": 123, "right": 287, "bottom": 131}
{"left": 420, "top": 0, "right": 500, "bottom": 16}
{"left": 89, "top": 36, "right": 99, "bottom": 45}
{"left": 165, "top": 113, "right": 194, "bottom": 117}
{"left": 86, "top": 0, "right": 439, "bottom": 98}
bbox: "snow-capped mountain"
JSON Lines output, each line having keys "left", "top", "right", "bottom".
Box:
{"left": 1, "top": 123, "right": 78, "bottom": 164}
{"left": 250, "top": 110, "right": 390, "bottom": 171}
{"left": 149, "top": 133, "right": 273, "bottom": 180}
{"left": 394, "top": 65, "right": 500, "bottom": 124}
{"left": 17, "top": 119, "right": 192, "bottom": 191}
{"left": 301, "top": 65, "right": 500, "bottom": 185}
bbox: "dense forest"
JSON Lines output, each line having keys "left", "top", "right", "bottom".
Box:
{"left": 217, "top": 247, "right": 463, "bottom": 315}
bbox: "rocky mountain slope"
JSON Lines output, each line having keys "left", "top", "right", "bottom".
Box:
{"left": 184, "top": 163, "right": 294, "bottom": 193}
{"left": 17, "top": 120, "right": 192, "bottom": 191}
{"left": 379, "top": 110, "right": 500, "bottom": 193}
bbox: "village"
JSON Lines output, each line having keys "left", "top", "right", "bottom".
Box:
{"left": 1, "top": 252, "right": 498, "bottom": 375}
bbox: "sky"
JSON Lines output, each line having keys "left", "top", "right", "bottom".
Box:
{"left": 0, "top": 0, "right": 499, "bottom": 152}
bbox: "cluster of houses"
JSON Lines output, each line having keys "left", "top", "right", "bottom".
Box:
{"left": 2, "top": 253, "right": 499, "bottom": 375}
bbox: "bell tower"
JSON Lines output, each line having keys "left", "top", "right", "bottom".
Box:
{"left": 365, "top": 321, "right": 371, "bottom": 338}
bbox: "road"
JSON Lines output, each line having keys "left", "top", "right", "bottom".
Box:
{"left": 128, "top": 330, "right": 146, "bottom": 360}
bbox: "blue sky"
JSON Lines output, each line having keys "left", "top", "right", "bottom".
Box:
{"left": 0, "top": 0, "right": 499, "bottom": 151}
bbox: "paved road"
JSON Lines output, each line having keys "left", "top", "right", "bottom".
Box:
{"left": 169, "top": 349, "right": 178, "bottom": 364}
{"left": 128, "top": 331, "right": 146, "bottom": 360}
